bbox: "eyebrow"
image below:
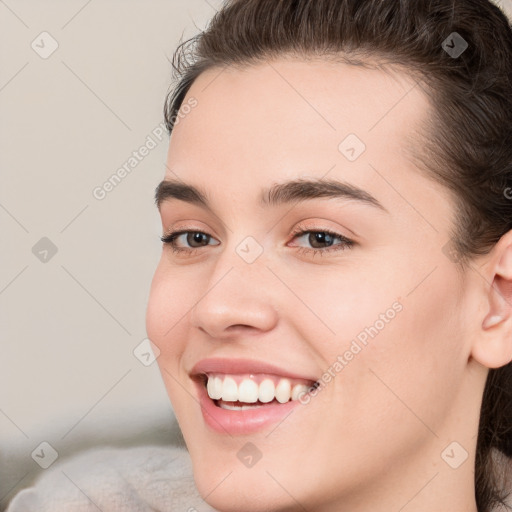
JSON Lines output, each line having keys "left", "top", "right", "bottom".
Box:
{"left": 155, "top": 177, "right": 388, "bottom": 213}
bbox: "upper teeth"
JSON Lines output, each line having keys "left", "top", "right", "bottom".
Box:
{"left": 206, "top": 374, "right": 311, "bottom": 404}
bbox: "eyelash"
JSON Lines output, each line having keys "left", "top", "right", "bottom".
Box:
{"left": 160, "top": 225, "right": 355, "bottom": 257}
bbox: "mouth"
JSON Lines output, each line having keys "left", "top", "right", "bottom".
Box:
{"left": 204, "top": 373, "right": 315, "bottom": 409}
{"left": 190, "top": 358, "right": 319, "bottom": 435}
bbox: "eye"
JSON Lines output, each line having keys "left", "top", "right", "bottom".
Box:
{"left": 160, "top": 227, "right": 355, "bottom": 258}
{"left": 289, "top": 228, "right": 355, "bottom": 257}
{"left": 160, "top": 230, "right": 220, "bottom": 255}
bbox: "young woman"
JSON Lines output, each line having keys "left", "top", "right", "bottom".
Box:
{"left": 147, "top": 0, "right": 512, "bottom": 511}
{"left": 8, "top": 1, "right": 512, "bottom": 511}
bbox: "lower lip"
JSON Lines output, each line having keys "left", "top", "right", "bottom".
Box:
{"left": 195, "top": 380, "right": 300, "bottom": 435}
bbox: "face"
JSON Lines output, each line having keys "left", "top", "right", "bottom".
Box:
{"left": 146, "top": 58, "right": 477, "bottom": 511}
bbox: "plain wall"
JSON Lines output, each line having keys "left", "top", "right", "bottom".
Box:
{"left": 1, "top": 0, "right": 511, "bottom": 509}
{"left": 0, "top": 0, "right": 220, "bottom": 507}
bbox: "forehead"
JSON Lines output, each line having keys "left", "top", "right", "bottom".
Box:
{"left": 168, "top": 57, "right": 430, "bottom": 175}
{"left": 165, "top": 57, "right": 453, "bottom": 232}
{"left": 175, "top": 57, "right": 427, "bottom": 135}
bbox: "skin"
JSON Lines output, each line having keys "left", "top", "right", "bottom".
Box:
{"left": 146, "top": 57, "right": 512, "bottom": 512}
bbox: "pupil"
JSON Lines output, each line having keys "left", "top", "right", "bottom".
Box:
{"left": 311, "top": 232, "right": 333, "bottom": 248}
{"left": 189, "top": 232, "right": 208, "bottom": 247}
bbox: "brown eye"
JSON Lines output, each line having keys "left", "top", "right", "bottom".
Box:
{"left": 307, "top": 232, "right": 336, "bottom": 249}
{"left": 186, "top": 232, "right": 211, "bottom": 247}
{"left": 160, "top": 230, "right": 220, "bottom": 255}
{"left": 289, "top": 228, "right": 355, "bottom": 257}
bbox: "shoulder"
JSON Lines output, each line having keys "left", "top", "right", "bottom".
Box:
{"left": 6, "top": 444, "right": 216, "bottom": 512}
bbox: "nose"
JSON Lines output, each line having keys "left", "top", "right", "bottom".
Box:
{"left": 189, "top": 258, "right": 279, "bottom": 340}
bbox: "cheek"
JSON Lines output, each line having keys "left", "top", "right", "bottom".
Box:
{"left": 146, "top": 262, "right": 198, "bottom": 415}
{"left": 326, "top": 264, "right": 465, "bottom": 444}
{"left": 289, "top": 256, "right": 464, "bottom": 439}
{"left": 146, "top": 260, "right": 191, "bottom": 356}
{"left": 276, "top": 259, "right": 403, "bottom": 361}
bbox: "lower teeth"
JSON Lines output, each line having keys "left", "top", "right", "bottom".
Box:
{"left": 217, "top": 400, "right": 272, "bottom": 411}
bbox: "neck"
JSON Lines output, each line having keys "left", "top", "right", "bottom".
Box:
{"left": 316, "top": 435, "right": 479, "bottom": 512}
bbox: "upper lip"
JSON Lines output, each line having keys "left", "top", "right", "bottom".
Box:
{"left": 190, "top": 357, "right": 318, "bottom": 383}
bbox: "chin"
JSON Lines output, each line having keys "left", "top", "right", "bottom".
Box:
{"left": 191, "top": 461, "right": 303, "bottom": 512}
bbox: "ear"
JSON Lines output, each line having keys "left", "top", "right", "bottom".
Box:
{"left": 471, "top": 229, "right": 512, "bottom": 369}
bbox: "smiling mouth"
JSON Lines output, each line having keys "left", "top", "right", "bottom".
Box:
{"left": 202, "top": 373, "right": 318, "bottom": 409}
{"left": 190, "top": 358, "right": 320, "bottom": 433}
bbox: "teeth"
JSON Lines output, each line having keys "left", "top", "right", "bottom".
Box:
{"left": 275, "top": 378, "right": 292, "bottom": 403}
{"left": 206, "top": 376, "right": 223, "bottom": 400}
{"left": 238, "top": 379, "right": 259, "bottom": 403}
{"left": 219, "top": 402, "right": 262, "bottom": 411}
{"left": 258, "top": 379, "right": 275, "bottom": 403}
{"left": 206, "top": 374, "right": 313, "bottom": 404}
{"left": 221, "top": 377, "right": 238, "bottom": 401}
{"left": 291, "top": 383, "right": 308, "bottom": 400}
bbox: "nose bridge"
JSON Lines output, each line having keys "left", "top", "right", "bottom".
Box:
{"left": 189, "top": 235, "right": 279, "bottom": 337}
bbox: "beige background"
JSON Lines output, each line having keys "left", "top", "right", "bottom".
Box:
{"left": 1, "top": 0, "right": 511, "bottom": 508}
{"left": 0, "top": 0, "right": 222, "bottom": 507}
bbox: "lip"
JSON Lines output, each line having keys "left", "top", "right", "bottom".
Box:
{"left": 190, "top": 358, "right": 318, "bottom": 435}
{"left": 194, "top": 380, "right": 300, "bottom": 435}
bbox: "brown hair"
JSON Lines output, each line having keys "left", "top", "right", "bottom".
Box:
{"left": 163, "top": 1, "right": 512, "bottom": 510}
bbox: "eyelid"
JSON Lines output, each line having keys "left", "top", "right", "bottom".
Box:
{"left": 288, "top": 220, "right": 355, "bottom": 242}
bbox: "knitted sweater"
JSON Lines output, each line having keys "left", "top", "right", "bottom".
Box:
{"left": 6, "top": 445, "right": 217, "bottom": 512}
